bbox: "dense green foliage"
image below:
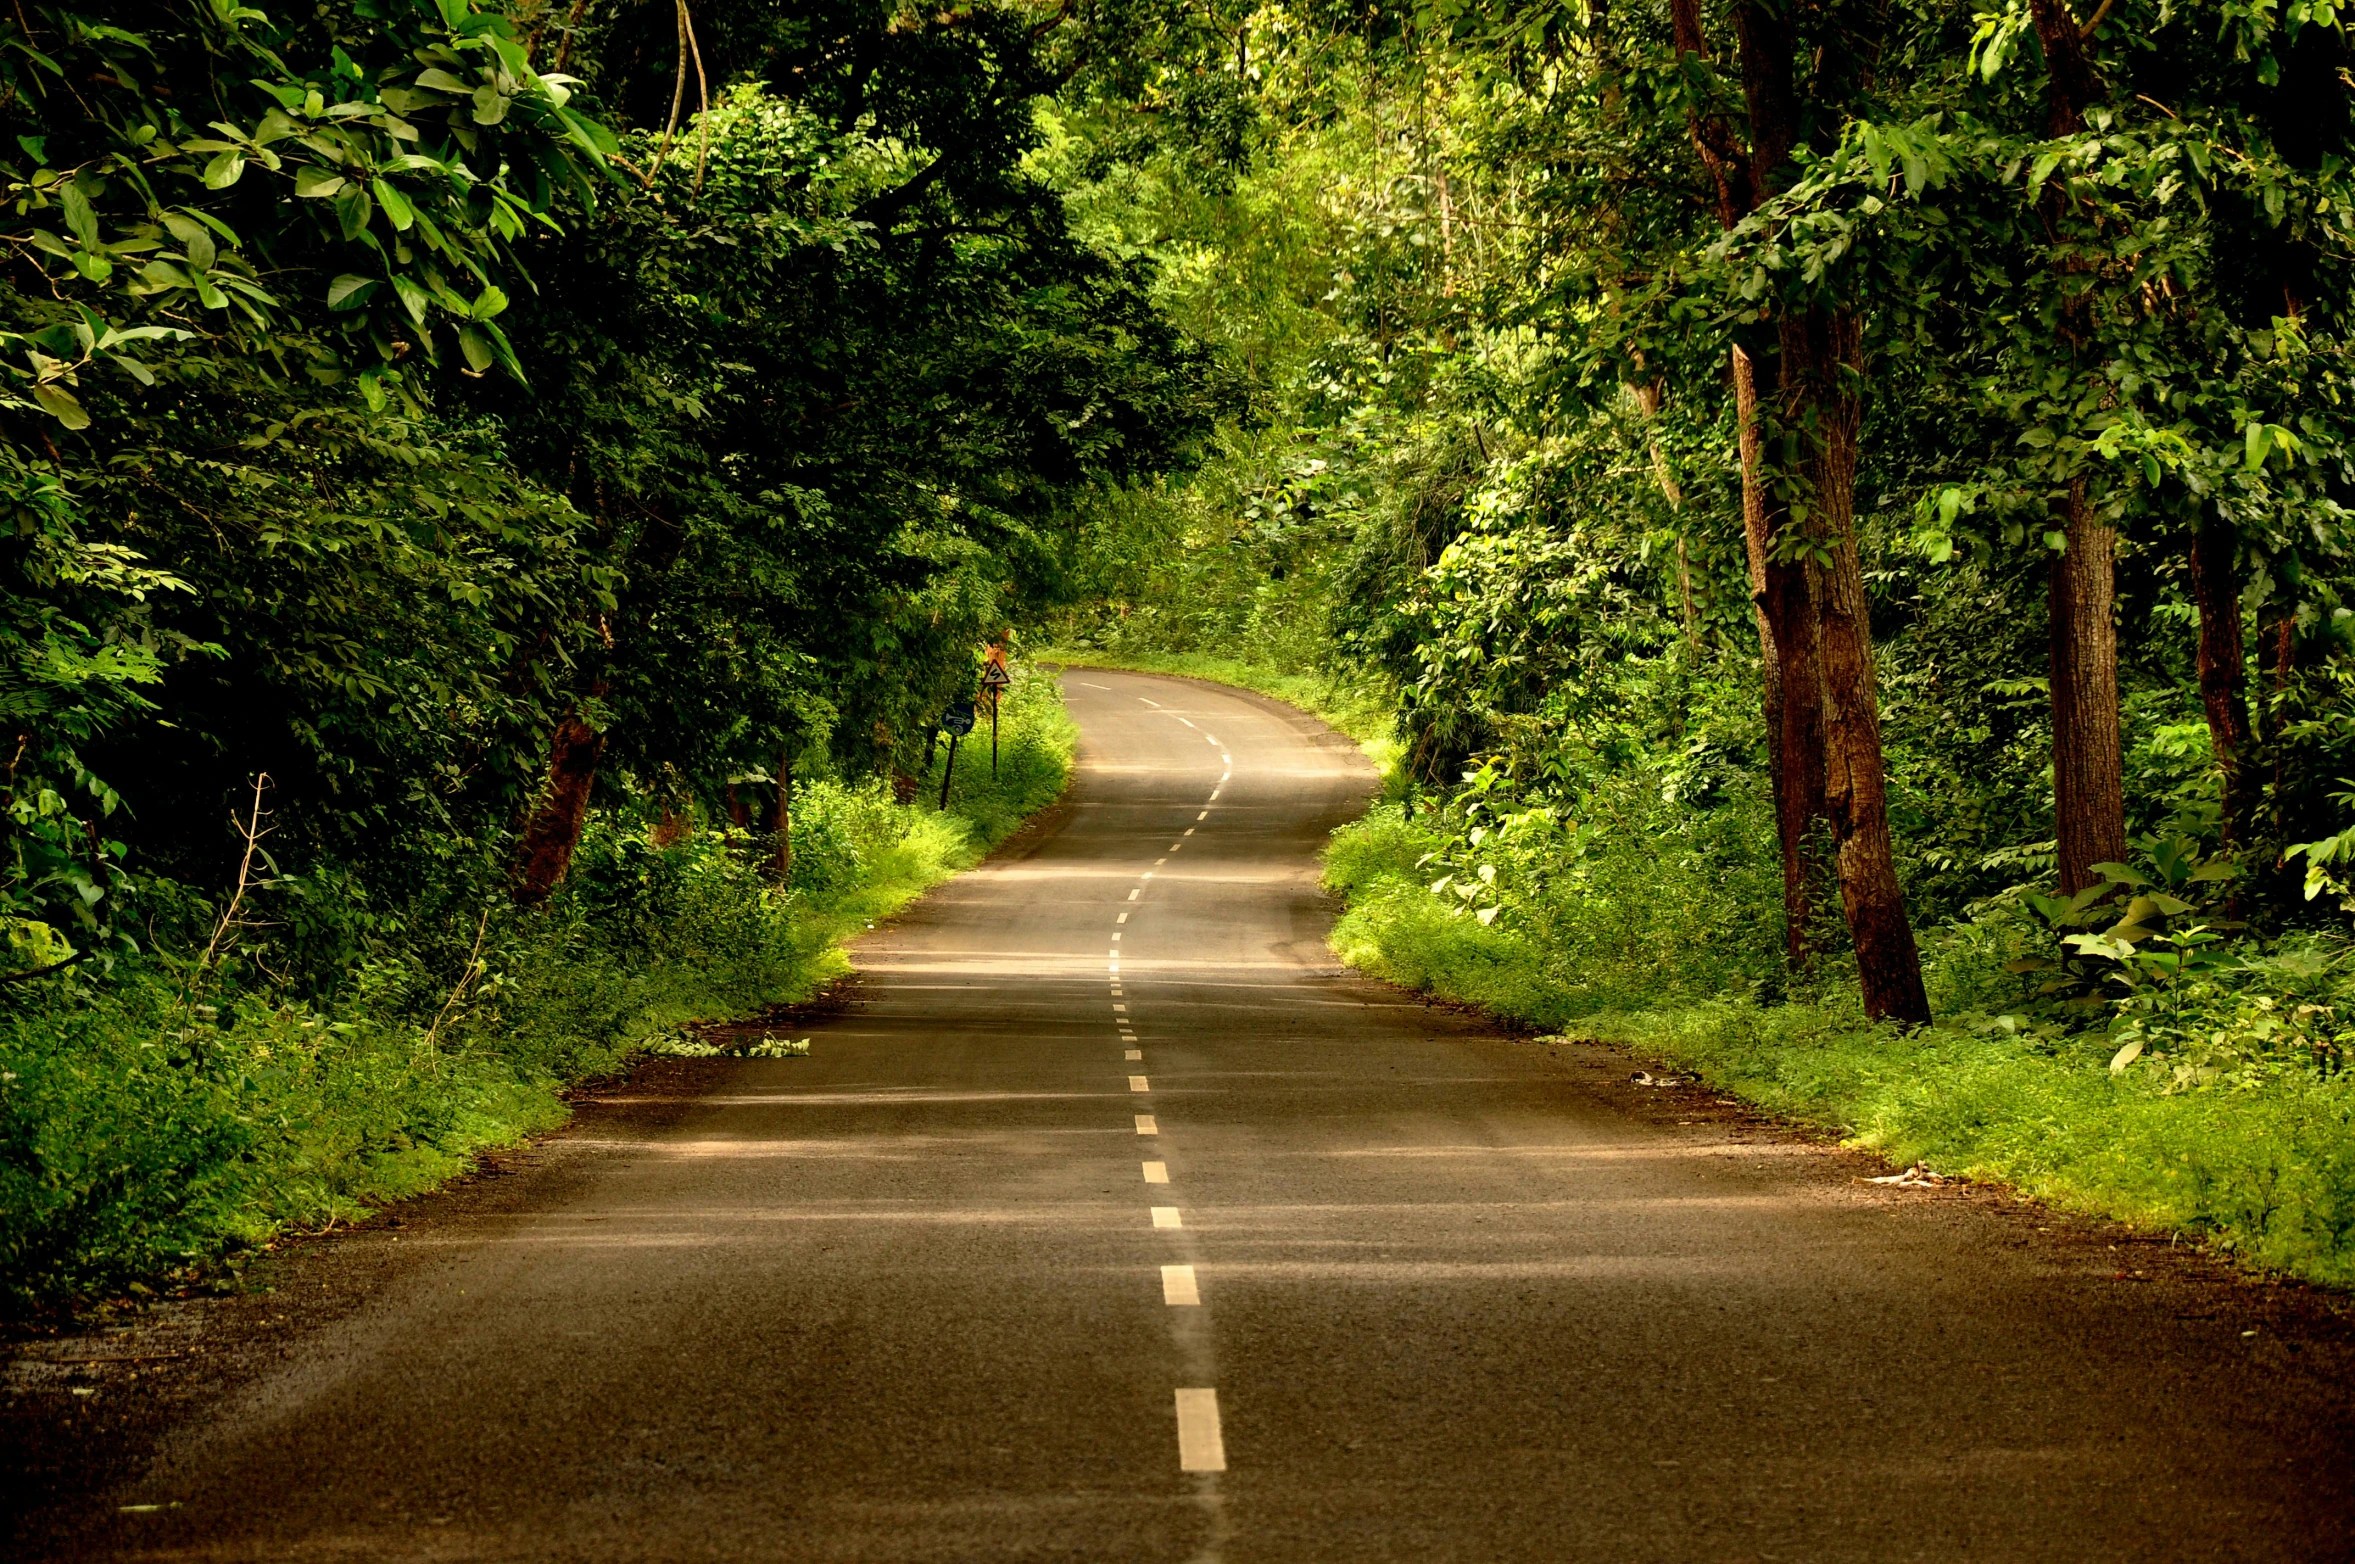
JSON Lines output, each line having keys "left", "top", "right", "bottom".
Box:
{"left": 0, "top": 0, "right": 1205, "bottom": 1314}
{"left": 1, "top": 667, "right": 1074, "bottom": 1313}
{"left": 1039, "top": 2, "right": 2355, "bottom": 1271}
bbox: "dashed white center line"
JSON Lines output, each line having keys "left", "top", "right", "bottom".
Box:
{"left": 1127, "top": 888, "right": 1141, "bottom": 901}
{"left": 1152, "top": 1207, "right": 1183, "bottom": 1229}
{"left": 1129, "top": 1075, "right": 1150, "bottom": 1092}
{"left": 1136, "top": 1114, "right": 1158, "bottom": 1134}
{"left": 1178, "top": 718, "right": 1196, "bottom": 728}
{"left": 1162, "top": 1264, "right": 1200, "bottom": 1306}
{"left": 1142, "top": 1160, "right": 1169, "bottom": 1183}
{"left": 1208, "top": 789, "right": 1221, "bottom": 801}
{"left": 1142, "top": 872, "right": 1154, "bottom": 880}
{"left": 1077, "top": 681, "right": 1111, "bottom": 690}
{"left": 1125, "top": 1049, "right": 1143, "bottom": 1061}
{"left": 1175, "top": 1389, "right": 1226, "bottom": 1471}
{"left": 1139, "top": 698, "right": 1161, "bottom": 707}
{"left": 1205, "top": 734, "right": 1221, "bottom": 745}
{"left": 1183, "top": 827, "right": 1194, "bottom": 836}
{"left": 1117, "top": 912, "right": 1129, "bottom": 924}
{"left": 1196, "top": 811, "right": 1209, "bottom": 821}
{"left": 1113, "top": 1005, "right": 1127, "bottom": 1013}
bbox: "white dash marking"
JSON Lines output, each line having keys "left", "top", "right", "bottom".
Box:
{"left": 1208, "top": 789, "right": 1221, "bottom": 802}
{"left": 1151, "top": 1207, "right": 1182, "bottom": 1229}
{"left": 1178, "top": 718, "right": 1196, "bottom": 728}
{"left": 1117, "top": 912, "right": 1129, "bottom": 924}
{"left": 1162, "top": 1264, "right": 1199, "bottom": 1306}
{"left": 1183, "top": 827, "right": 1195, "bottom": 836}
{"left": 1126, "top": 1049, "right": 1143, "bottom": 1061}
{"left": 1113, "top": 1004, "right": 1127, "bottom": 1013}
{"left": 1077, "top": 681, "right": 1112, "bottom": 690}
{"left": 1129, "top": 1076, "right": 1150, "bottom": 1093}
{"left": 1175, "top": 1389, "right": 1226, "bottom": 1471}
{"left": 1196, "top": 811, "right": 1209, "bottom": 821}
{"left": 1205, "top": 734, "right": 1220, "bottom": 745}
{"left": 1136, "top": 1114, "right": 1158, "bottom": 1135}
{"left": 1128, "top": 888, "right": 1141, "bottom": 901}
{"left": 1142, "top": 1161, "right": 1169, "bottom": 1184}
{"left": 1139, "top": 698, "right": 1161, "bottom": 707}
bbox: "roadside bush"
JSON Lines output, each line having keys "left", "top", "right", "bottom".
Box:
{"left": 0, "top": 671, "right": 1077, "bottom": 1318}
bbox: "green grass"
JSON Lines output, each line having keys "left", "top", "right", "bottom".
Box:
{"left": 1325, "top": 804, "right": 2355, "bottom": 1287}
{"left": 0, "top": 667, "right": 1077, "bottom": 1319}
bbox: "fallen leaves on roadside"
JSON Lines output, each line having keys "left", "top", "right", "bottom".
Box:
{"left": 1865, "top": 1162, "right": 1948, "bottom": 1189}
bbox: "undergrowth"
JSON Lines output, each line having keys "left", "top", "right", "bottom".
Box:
{"left": 0, "top": 669, "right": 1075, "bottom": 1319}
{"left": 1327, "top": 801, "right": 2355, "bottom": 1287}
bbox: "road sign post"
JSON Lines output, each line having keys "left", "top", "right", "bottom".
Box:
{"left": 938, "top": 699, "right": 977, "bottom": 810}
{"left": 980, "top": 659, "right": 1011, "bottom": 779}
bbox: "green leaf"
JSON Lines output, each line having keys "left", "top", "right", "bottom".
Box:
{"left": 202, "top": 150, "right": 247, "bottom": 189}
{"left": 390, "top": 273, "right": 429, "bottom": 326}
{"left": 457, "top": 323, "right": 494, "bottom": 372}
{"left": 372, "top": 178, "right": 415, "bottom": 231}
{"left": 2026, "top": 149, "right": 2062, "bottom": 198}
{"left": 326, "top": 273, "right": 377, "bottom": 310}
{"left": 294, "top": 165, "right": 347, "bottom": 199}
{"left": 333, "top": 185, "right": 374, "bottom": 242}
{"left": 30, "top": 382, "right": 88, "bottom": 429}
{"left": 470, "top": 283, "right": 508, "bottom": 320}
{"left": 57, "top": 181, "right": 99, "bottom": 249}
{"left": 2108, "top": 1038, "right": 2145, "bottom": 1074}
{"left": 414, "top": 68, "right": 474, "bottom": 93}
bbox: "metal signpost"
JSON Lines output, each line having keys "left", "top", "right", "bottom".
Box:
{"left": 979, "top": 659, "right": 1012, "bottom": 778}
{"left": 937, "top": 699, "right": 977, "bottom": 809}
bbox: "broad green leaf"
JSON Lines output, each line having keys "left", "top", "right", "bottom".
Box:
{"left": 202, "top": 150, "right": 247, "bottom": 189}
{"left": 30, "top": 382, "right": 88, "bottom": 429}
{"left": 326, "top": 273, "right": 377, "bottom": 310}
{"left": 391, "top": 273, "right": 429, "bottom": 326}
{"left": 57, "top": 181, "right": 98, "bottom": 249}
{"left": 372, "top": 178, "right": 415, "bottom": 231}
{"left": 457, "top": 323, "right": 495, "bottom": 372}
{"left": 295, "top": 166, "right": 347, "bottom": 199}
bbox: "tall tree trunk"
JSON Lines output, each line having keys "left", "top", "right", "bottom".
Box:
{"left": 514, "top": 704, "right": 604, "bottom": 902}
{"left": 2028, "top": 0, "right": 2126, "bottom": 895}
{"left": 1667, "top": 0, "right": 1824, "bottom": 968}
{"left": 2189, "top": 516, "right": 2257, "bottom": 867}
{"left": 772, "top": 741, "right": 793, "bottom": 883}
{"left": 1779, "top": 309, "right": 1930, "bottom": 1023}
{"left": 2048, "top": 488, "right": 2126, "bottom": 893}
{"left": 1735, "top": 345, "right": 1825, "bottom": 970}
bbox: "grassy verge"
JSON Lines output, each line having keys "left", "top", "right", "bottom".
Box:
{"left": 1032, "top": 644, "right": 1399, "bottom": 774}
{"left": 0, "top": 666, "right": 1077, "bottom": 1319}
{"left": 1326, "top": 805, "right": 2355, "bottom": 1288}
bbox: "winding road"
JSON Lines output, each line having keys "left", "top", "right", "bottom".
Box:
{"left": 15, "top": 668, "right": 2355, "bottom": 1561}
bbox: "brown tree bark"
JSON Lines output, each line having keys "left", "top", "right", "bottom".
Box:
{"left": 2189, "top": 517, "right": 2257, "bottom": 860}
{"left": 513, "top": 704, "right": 605, "bottom": 902}
{"left": 1778, "top": 309, "right": 1930, "bottom": 1023}
{"left": 772, "top": 741, "right": 793, "bottom": 883}
{"left": 1667, "top": 0, "right": 1826, "bottom": 970}
{"left": 2048, "top": 490, "right": 2126, "bottom": 893}
{"left": 1723, "top": 0, "right": 1926, "bottom": 1015}
{"left": 1735, "top": 346, "right": 1825, "bottom": 970}
{"left": 2027, "top": 0, "right": 2125, "bottom": 898}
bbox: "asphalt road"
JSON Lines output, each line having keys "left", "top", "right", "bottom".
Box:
{"left": 16, "top": 668, "right": 2355, "bottom": 1562}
